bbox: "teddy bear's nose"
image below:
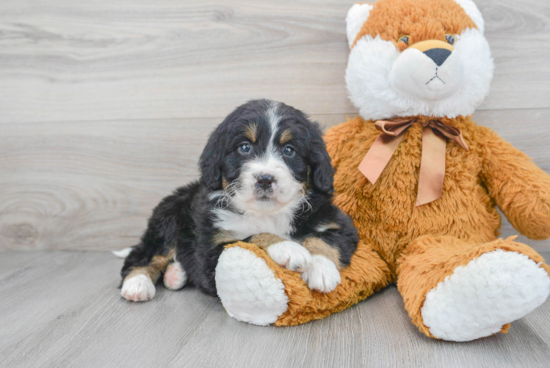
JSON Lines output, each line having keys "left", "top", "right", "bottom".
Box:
{"left": 423, "top": 48, "right": 452, "bottom": 67}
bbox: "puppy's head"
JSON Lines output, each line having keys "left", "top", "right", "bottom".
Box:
{"left": 200, "top": 99, "right": 333, "bottom": 213}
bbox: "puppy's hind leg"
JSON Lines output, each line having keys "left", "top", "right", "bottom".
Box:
{"left": 121, "top": 249, "right": 174, "bottom": 302}
{"left": 163, "top": 251, "right": 188, "bottom": 291}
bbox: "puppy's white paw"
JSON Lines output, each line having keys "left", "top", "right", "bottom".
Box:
{"left": 121, "top": 274, "right": 156, "bottom": 302}
{"left": 163, "top": 261, "right": 188, "bottom": 291}
{"left": 301, "top": 255, "right": 341, "bottom": 293}
{"left": 267, "top": 241, "right": 312, "bottom": 272}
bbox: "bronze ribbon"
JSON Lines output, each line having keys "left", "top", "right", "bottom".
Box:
{"left": 358, "top": 118, "right": 469, "bottom": 206}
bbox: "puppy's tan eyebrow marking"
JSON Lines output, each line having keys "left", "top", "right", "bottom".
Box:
{"left": 222, "top": 176, "right": 229, "bottom": 189}
{"left": 244, "top": 123, "right": 258, "bottom": 143}
{"left": 280, "top": 129, "right": 293, "bottom": 145}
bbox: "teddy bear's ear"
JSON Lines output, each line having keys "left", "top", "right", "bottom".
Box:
{"left": 346, "top": 3, "right": 374, "bottom": 49}
{"left": 453, "top": 0, "right": 485, "bottom": 34}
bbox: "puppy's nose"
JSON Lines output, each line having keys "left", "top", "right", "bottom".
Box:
{"left": 256, "top": 174, "right": 275, "bottom": 190}
{"left": 423, "top": 48, "right": 452, "bottom": 66}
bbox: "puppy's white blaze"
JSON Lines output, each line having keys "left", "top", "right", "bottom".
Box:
{"left": 266, "top": 100, "right": 281, "bottom": 148}
{"left": 301, "top": 255, "right": 341, "bottom": 293}
{"left": 346, "top": 3, "right": 373, "bottom": 48}
{"left": 121, "top": 274, "right": 156, "bottom": 302}
{"left": 163, "top": 261, "right": 188, "bottom": 291}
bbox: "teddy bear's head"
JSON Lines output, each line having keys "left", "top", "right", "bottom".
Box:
{"left": 345, "top": 0, "right": 493, "bottom": 120}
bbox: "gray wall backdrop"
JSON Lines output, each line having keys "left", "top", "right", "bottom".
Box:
{"left": 1, "top": 0, "right": 549, "bottom": 251}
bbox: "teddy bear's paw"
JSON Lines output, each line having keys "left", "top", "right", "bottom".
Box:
{"left": 267, "top": 241, "right": 312, "bottom": 272}
{"left": 215, "top": 246, "right": 289, "bottom": 326}
{"left": 300, "top": 255, "right": 341, "bottom": 293}
{"left": 163, "top": 261, "right": 188, "bottom": 291}
{"left": 121, "top": 274, "right": 156, "bottom": 302}
{"left": 421, "top": 250, "right": 550, "bottom": 342}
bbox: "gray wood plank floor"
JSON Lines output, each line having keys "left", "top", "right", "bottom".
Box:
{"left": 1, "top": 250, "right": 549, "bottom": 368}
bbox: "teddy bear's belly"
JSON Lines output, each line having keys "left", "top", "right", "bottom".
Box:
{"left": 333, "top": 133, "right": 501, "bottom": 268}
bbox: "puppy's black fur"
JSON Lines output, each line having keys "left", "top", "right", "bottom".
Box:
{"left": 121, "top": 100, "right": 358, "bottom": 297}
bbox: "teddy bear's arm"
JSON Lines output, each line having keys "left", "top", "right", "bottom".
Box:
{"left": 324, "top": 117, "right": 364, "bottom": 171}
{"left": 480, "top": 129, "right": 550, "bottom": 240}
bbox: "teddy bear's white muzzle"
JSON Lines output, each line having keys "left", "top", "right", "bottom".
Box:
{"left": 390, "top": 46, "right": 465, "bottom": 102}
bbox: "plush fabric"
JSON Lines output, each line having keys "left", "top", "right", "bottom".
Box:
{"left": 216, "top": 0, "right": 550, "bottom": 341}
{"left": 222, "top": 116, "right": 550, "bottom": 334}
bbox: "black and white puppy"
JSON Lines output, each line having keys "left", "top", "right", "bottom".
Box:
{"left": 119, "top": 99, "right": 358, "bottom": 302}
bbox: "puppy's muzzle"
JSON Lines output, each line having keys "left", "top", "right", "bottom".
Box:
{"left": 255, "top": 174, "right": 276, "bottom": 191}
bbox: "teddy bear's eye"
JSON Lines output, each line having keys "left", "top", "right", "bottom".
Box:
{"left": 398, "top": 35, "right": 410, "bottom": 45}
{"left": 445, "top": 34, "right": 455, "bottom": 45}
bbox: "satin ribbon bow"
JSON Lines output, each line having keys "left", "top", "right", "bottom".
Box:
{"left": 358, "top": 118, "right": 469, "bottom": 206}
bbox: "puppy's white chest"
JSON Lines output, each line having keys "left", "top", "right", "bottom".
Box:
{"left": 212, "top": 208, "right": 294, "bottom": 240}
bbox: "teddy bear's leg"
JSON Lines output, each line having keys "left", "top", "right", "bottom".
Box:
{"left": 215, "top": 240, "right": 391, "bottom": 326}
{"left": 397, "top": 235, "right": 550, "bottom": 341}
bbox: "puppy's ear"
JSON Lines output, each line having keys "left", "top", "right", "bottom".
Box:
{"left": 199, "top": 125, "right": 227, "bottom": 191}
{"left": 308, "top": 124, "right": 334, "bottom": 195}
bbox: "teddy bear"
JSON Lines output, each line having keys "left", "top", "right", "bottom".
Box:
{"left": 214, "top": 0, "right": 550, "bottom": 342}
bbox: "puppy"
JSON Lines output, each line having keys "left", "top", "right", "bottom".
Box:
{"left": 119, "top": 99, "right": 358, "bottom": 302}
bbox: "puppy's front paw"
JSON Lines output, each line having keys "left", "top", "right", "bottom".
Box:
{"left": 301, "top": 255, "right": 341, "bottom": 293}
{"left": 121, "top": 274, "right": 156, "bottom": 302}
{"left": 267, "top": 241, "right": 312, "bottom": 272}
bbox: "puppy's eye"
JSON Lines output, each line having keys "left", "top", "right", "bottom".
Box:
{"left": 445, "top": 34, "right": 455, "bottom": 45}
{"left": 239, "top": 142, "right": 251, "bottom": 154}
{"left": 283, "top": 145, "right": 294, "bottom": 157}
{"left": 398, "top": 35, "right": 410, "bottom": 45}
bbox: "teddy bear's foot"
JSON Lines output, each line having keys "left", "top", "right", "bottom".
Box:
{"left": 422, "top": 249, "right": 550, "bottom": 341}
{"left": 398, "top": 236, "right": 550, "bottom": 342}
{"left": 215, "top": 245, "right": 289, "bottom": 325}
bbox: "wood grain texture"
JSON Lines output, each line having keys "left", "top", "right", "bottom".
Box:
{"left": 0, "top": 0, "right": 549, "bottom": 124}
{"left": 1, "top": 250, "right": 550, "bottom": 368}
{"left": 1, "top": 0, "right": 550, "bottom": 252}
{"left": 2, "top": 109, "right": 550, "bottom": 251}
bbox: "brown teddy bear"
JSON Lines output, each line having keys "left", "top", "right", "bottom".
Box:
{"left": 215, "top": 0, "right": 550, "bottom": 342}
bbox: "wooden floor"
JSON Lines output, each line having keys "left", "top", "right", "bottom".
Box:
{"left": 2, "top": 0, "right": 550, "bottom": 367}
{"left": 0, "top": 250, "right": 549, "bottom": 368}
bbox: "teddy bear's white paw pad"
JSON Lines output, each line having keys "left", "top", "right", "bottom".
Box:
{"left": 267, "top": 241, "right": 312, "bottom": 272}
{"left": 301, "top": 255, "right": 341, "bottom": 293}
{"left": 121, "top": 274, "right": 156, "bottom": 302}
{"left": 421, "top": 250, "right": 550, "bottom": 341}
{"left": 215, "top": 246, "right": 288, "bottom": 326}
{"left": 163, "top": 261, "right": 188, "bottom": 291}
